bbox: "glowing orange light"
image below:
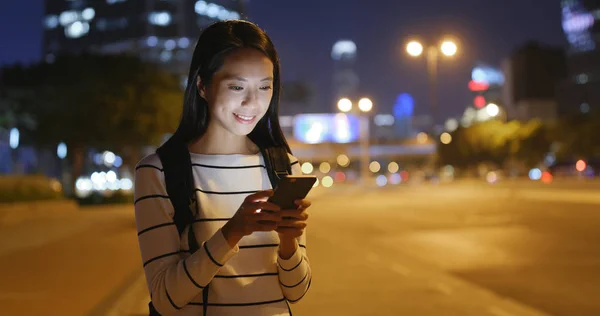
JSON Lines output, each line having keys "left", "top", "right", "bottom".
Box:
{"left": 474, "top": 96, "right": 486, "bottom": 108}
{"left": 334, "top": 171, "right": 346, "bottom": 182}
{"left": 541, "top": 171, "right": 553, "bottom": 183}
{"left": 400, "top": 170, "right": 409, "bottom": 181}
{"left": 576, "top": 160, "right": 587, "bottom": 172}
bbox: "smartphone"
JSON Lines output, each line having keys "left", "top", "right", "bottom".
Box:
{"left": 268, "top": 175, "right": 317, "bottom": 210}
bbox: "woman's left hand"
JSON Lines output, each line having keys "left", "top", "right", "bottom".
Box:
{"left": 276, "top": 199, "right": 311, "bottom": 240}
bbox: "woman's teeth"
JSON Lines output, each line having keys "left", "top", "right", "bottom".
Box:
{"left": 234, "top": 113, "right": 254, "bottom": 121}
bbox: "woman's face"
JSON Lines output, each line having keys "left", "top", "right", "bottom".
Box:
{"left": 200, "top": 48, "right": 274, "bottom": 137}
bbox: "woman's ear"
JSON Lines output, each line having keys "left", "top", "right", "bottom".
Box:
{"left": 196, "top": 76, "right": 206, "bottom": 100}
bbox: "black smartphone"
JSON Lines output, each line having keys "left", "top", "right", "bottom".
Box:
{"left": 268, "top": 175, "right": 317, "bottom": 210}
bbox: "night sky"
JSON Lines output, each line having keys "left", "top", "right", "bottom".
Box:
{"left": 0, "top": 0, "right": 566, "bottom": 120}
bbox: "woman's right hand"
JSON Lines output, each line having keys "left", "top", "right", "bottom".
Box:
{"left": 221, "top": 190, "right": 282, "bottom": 247}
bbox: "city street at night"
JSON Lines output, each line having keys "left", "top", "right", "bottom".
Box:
{"left": 2, "top": 180, "right": 599, "bottom": 316}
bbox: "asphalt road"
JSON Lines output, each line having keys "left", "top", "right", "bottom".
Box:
{"left": 300, "top": 182, "right": 600, "bottom": 316}
{"left": 1, "top": 180, "right": 599, "bottom": 316}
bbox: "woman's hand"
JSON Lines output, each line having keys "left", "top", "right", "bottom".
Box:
{"left": 221, "top": 190, "right": 282, "bottom": 248}
{"left": 276, "top": 199, "right": 311, "bottom": 240}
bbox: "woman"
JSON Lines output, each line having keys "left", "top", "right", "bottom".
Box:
{"left": 134, "top": 20, "right": 312, "bottom": 315}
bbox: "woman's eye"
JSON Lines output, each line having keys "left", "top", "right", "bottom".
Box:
{"left": 260, "top": 86, "right": 272, "bottom": 90}
{"left": 229, "top": 86, "right": 243, "bottom": 91}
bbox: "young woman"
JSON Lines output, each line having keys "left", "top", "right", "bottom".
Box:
{"left": 134, "top": 20, "right": 312, "bottom": 315}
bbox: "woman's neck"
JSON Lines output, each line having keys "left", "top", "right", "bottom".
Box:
{"left": 188, "top": 128, "right": 258, "bottom": 155}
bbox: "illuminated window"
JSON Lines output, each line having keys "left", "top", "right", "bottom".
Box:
{"left": 577, "top": 73, "right": 589, "bottom": 84}
{"left": 164, "top": 39, "right": 176, "bottom": 50}
{"left": 45, "top": 15, "right": 59, "bottom": 29}
{"left": 148, "top": 12, "right": 172, "bottom": 26}
{"left": 59, "top": 11, "right": 78, "bottom": 26}
{"left": 195, "top": 1, "right": 241, "bottom": 21}
{"left": 65, "top": 21, "right": 90, "bottom": 38}
{"left": 580, "top": 103, "right": 590, "bottom": 113}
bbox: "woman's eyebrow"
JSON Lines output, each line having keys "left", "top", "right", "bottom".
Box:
{"left": 222, "top": 75, "right": 273, "bottom": 82}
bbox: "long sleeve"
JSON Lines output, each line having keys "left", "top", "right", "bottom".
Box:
{"left": 134, "top": 154, "right": 239, "bottom": 315}
{"left": 277, "top": 156, "right": 312, "bottom": 303}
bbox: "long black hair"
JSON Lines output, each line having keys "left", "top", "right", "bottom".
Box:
{"left": 174, "top": 20, "right": 290, "bottom": 153}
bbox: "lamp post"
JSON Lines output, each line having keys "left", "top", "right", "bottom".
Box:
{"left": 406, "top": 39, "right": 458, "bottom": 130}
{"left": 337, "top": 97, "right": 373, "bottom": 184}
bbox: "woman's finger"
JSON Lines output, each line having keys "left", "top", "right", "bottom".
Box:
{"left": 280, "top": 209, "right": 309, "bottom": 220}
{"left": 253, "top": 211, "right": 282, "bottom": 223}
{"left": 252, "top": 222, "right": 278, "bottom": 232}
{"left": 276, "top": 227, "right": 304, "bottom": 237}
{"left": 242, "top": 201, "right": 280, "bottom": 214}
{"left": 294, "top": 199, "right": 312, "bottom": 209}
{"left": 277, "top": 219, "right": 307, "bottom": 229}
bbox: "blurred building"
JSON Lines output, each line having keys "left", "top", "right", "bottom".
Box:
{"left": 331, "top": 40, "right": 359, "bottom": 112}
{"left": 557, "top": 0, "right": 600, "bottom": 115}
{"left": 501, "top": 42, "right": 567, "bottom": 122}
{"left": 42, "top": 0, "right": 245, "bottom": 79}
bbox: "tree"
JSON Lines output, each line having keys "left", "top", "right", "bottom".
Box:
{"left": 554, "top": 111, "right": 600, "bottom": 160}
{"left": 1, "top": 54, "right": 183, "bottom": 185}
{"left": 437, "top": 119, "right": 552, "bottom": 172}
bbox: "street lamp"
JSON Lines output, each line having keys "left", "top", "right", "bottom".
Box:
{"left": 358, "top": 98, "right": 373, "bottom": 112}
{"left": 337, "top": 97, "right": 373, "bottom": 185}
{"left": 486, "top": 103, "right": 500, "bottom": 117}
{"left": 405, "top": 38, "right": 459, "bottom": 129}
{"left": 337, "top": 98, "right": 353, "bottom": 113}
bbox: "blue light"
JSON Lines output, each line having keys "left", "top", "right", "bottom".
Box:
{"left": 529, "top": 168, "right": 542, "bottom": 181}
{"left": 9, "top": 128, "right": 19, "bottom": 149}
{"left": 376, "top": 175, "right": 388, "bottom": 187}
{"left": 113, "top": 156, "right": 123, "bottom": 168}
{"left": 57, "top": 142, "right": 67, "bottom": 159}
{"left": 393, "top": 93, "right": 414, "bottom": 118}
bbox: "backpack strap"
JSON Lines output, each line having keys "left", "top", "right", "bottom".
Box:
{"left": 151, "top": 135, "right": 207, "bottom": 315}
{"left": 260, "top": 146, "right": 291, "bottom": 188}
{"left": 156, "top": 136, "right": 195, "bottom": 235}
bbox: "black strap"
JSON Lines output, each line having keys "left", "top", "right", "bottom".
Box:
{"left": 261, "top": 146, "right": 291, "bottom": 188}
{"left": 156, "top": 135, "right": 195, "bottom": 235}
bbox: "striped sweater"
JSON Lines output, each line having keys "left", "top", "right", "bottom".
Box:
{"left": 133, "top": 152, "right": 311, "bottom": 316}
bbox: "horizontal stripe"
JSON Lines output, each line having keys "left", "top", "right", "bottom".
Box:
{"left": 136, "top": 164, "right": 163, "bottom": 172}
{"left": 183, "top": 258, "right": 205, "bottom": 288}
{"left": 280, "top": 272, "right": 308, "bottom": 288}
{"left": 214, "top": 272, "right": 278, "bottom": 279}
{"left": 237, "top": 243, "right": 306, "bottom": 250}
{"left": 137, "top": 222, "right": 175, "bottom": 236}
{"left": 135, "top": 161, "right": 296, "bottom": 173}
{"left": 143, "top": 251, "right": 183, "bottom": 267}
{"left": 196, "top": 188, "right": 259, "bottom": 195}
{"left": 287, "top": 278, "right": 312, "bottom": 303}
{"left": 204, "top": 242, "right": 224, "bottom": 267}
{"left": 190, "top": 297, "right": 286, "bottom": 307}
{"left": 193, "top": 163, "right": 266, "bottom": 169}
{"left": 239, "top": 243, "right": 279, "bottom": 249}
{"left": 279, "top": 257, "right": 303, "bottom": 272}
{"left": 193, "top": 218, "right": 231, "bottom": 223}
{"left": 166, "top": 287, "right": 181, "bottom": 310}
{"left": 134, "top": 194, "right": 169, "bottom": 204}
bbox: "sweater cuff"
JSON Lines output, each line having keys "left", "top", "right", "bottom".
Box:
{"left": 204, "top": 228, "right": 239, "bottom": 266}
{"left": 277, "top": 246, "right": 303, "bottom": 271}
